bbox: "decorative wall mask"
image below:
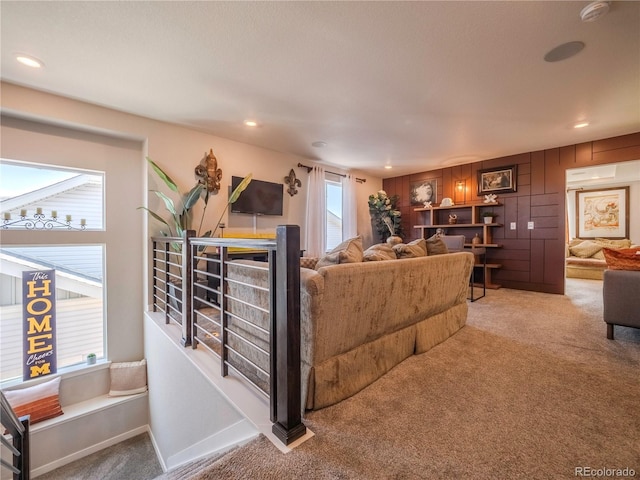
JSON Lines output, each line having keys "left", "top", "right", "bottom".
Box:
{"left": 284, "top": 168, "right": 302, "bottom": 196}
{"left": 195, "top": 148, "right": 222, "bottom": 194}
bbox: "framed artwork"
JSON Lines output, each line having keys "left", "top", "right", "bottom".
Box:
{"left": 410, "top": 180, "right": 437, "bottom": 205}
{"left": 477, "top": 165, "right": 517, "bottom": 195}
{"left": 576, "top": 186, "right": 629, "bottom": 239}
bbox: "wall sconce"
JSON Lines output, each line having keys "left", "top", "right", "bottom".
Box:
{"left": 454, "top": 180, "right": 466, "bottom": 204}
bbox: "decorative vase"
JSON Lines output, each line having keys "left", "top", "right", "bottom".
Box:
{"left": 472, "top": 233, "right": 482, "bottom": 245}
{"left": 448, "top": 214, "right": 457, "bottom": 224}
{"left": 386, "top": 235, "right": 403, "bottom": 246}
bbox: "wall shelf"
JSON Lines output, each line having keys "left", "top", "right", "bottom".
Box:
{"left": 414, "top": 202, "right": 503, "bottom": 289}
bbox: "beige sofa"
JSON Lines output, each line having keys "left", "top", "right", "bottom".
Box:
{"left": 566, "top": 238, "right": 633, "bottom": 280}
{"left": 226, "top": 250, "right": 474, "bottom": 411}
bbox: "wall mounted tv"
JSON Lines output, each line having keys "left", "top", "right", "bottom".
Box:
{"left": 231, "top": 176, "right": 284, "bottom": 216}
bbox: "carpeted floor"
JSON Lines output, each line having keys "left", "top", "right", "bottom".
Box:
{"left": 38, "top": 433, "right": 162, "bottom": 480}
{"left": 166, "top": 278, "right": 639, "bottom": 480}
{"left": 40, "top": 279, "right": 639, "bottom": 479}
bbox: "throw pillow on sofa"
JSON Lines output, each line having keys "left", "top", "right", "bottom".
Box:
{"left": 596, "top": 238, "right": 632, "bottom": 249}
{"left": 316, "top": 236, "right": 363, "bottom": 269}
{"left": 425, "top": 235, "right": 449, "bottom": 256}
{"left": 3, "top": 376, "right": 63, "bottom": 424}
{"left": 393, "top": 238, "right": 428, "bottom": 259}
{"left": 569, "top": 240, "right": 603, "bottom": 258}
{"left": 602, "top": 247, "right": 640, "bottom": 271}
{"left": 363, "top": 243, "right": 397, "bottom": 261}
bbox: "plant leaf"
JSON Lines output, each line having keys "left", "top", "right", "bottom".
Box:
{"left": 183, "top": 184, "right": 205, "bottom": 211}
{"left": 152, "top": 190, "right": 178, "bottom": 216}
{"left": 229, "top": 174, "right": 253, "bottom": 204}
{"left": 137, "top": 206, "right": 171, "bottom": 230}
{"left": 147, "top": 157, "right": 179, "bottom": 193}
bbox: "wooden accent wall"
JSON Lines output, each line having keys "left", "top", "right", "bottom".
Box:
{"left": 383, "top": 132, "right": 640, "bottom": 294}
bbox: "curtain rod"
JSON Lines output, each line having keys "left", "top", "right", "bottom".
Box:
{"left": 297, "top": 163, "right": 366, "bottom": 183}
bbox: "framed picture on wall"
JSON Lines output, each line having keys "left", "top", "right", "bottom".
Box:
{"left": 410, "top": 180, "right": 437, "bottom": 205}
{"left": 477, "top": 165, "right": 517, "bottom": 195}
{"left": 576, "top": 186, "right": 629, "bottom": 239}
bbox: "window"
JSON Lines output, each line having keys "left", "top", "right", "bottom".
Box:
{"left": 0, "top": 160, "right": 105, "bottom": 382}
{"left": 325, "top": 177, "right": 343, "bottom": 250}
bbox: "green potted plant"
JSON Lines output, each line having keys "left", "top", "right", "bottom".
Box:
{"left": 86, "top": 353, "right": 96, "bottom": 365}
{"left": 481, "top": 211, "right": 497, "bottom": 224}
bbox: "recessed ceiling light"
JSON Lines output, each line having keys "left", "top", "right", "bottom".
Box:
{"left": 384, "top": 165, "right": 393, "bottom": 170}
{"left": 311, "top": 141, "right": 327, "bottom": 148}
{"left": 544, "top": 41, "right": 585, "bottom": 62}
{"left": 574, "top": 122, "right": 590, "bottom": 129}
{"left": 244, "top": 120, "right": 258, "bottom": 127}
{"left": 16, "top": 54, "right": 44, "bottom": 68}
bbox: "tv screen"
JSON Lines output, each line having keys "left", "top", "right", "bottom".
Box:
{"left": 231, "top": 176, "right": 284, "bottom": 216}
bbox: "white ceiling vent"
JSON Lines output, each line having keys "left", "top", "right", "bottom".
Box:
{"left": 580, "top": 1, "right": 611, "bottom": 22}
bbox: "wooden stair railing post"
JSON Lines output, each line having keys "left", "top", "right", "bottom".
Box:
{"left": 181, "top": 230, "right": 195, "bottom": 347}
{"left": 18, "top": 417, "right": 30, "bottom": 480}
{"left": 271, "top": 225, "right": 307, "bottom": 445}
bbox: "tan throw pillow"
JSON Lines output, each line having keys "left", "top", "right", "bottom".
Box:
{"left": 300, "top": 257, "right": 319, "bottom": 269}
{"left": 393, "top": 238, "right": 428, "bottom": 259}
{"left": 3, "top": 376, "right": 63, "bottom": 424}
{"left": 425, "top": 235, "right": 449, "bottom": 256}
{"left": 363, "top": 243, "right": 397, "bottom": 261}
{"left": 109, "top": 359, "right": 148, "bottom": 396}
{"left": 569, "top": 240, "right": 603, "bottom": 258}
{"left": 592, "top": 250, "right": 605, "bottom": 260}
{"left": 602, "top": 247, "right": 640, "bottom": 271}
{"left": 596, "top": 238, "right": 632, "bottom": 249}
{"left": 316, "top": 236, "right": 363, "bottom": 269}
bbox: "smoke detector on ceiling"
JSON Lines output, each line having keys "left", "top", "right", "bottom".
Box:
{"left": 580, "top": 1, "right": 611, "bottom": 22}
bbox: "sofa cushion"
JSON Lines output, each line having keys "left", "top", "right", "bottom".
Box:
{"left": 425, "top": 235, "right": 449, "bottom": 256}
{"left": 569, "top": 240, "right": 603, "bottom": 258}
{"left": 602, "top": 247, "right": 640, "bottom": 271}
{"left": 596, "top": 238, "right": 632, "bottom": 249}
{"left": 3, "top": 376, "right": 63, "bottom": 424}
{"left": 363, "top": 243, "right": 397, "bottom": 261}
{"left": 316, "top": 236, "right": 363, "bottom": 269}
{"left": 393, "top": 238, "right": 427, "bottom": 259}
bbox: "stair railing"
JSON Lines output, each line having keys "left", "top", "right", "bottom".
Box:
{"left": 1, "top": 390, "right": 30, "bottom": 480}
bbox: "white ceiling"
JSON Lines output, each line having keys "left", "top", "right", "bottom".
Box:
{"left": 1, "top": 1, "right": 639, "bottom": 178}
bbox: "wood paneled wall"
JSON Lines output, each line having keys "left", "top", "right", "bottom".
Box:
{"left": 383, "top": 132, "right": 640, "bottom": 294}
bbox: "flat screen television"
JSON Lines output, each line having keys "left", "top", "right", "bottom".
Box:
{"left": 230, "top": 176, "right": 284, "bottom": 216}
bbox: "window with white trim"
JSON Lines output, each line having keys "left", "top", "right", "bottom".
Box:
{"left": 325, "top": 176, "right": 343, "bottom": 250}
{"left": 0, "top": 160, "right": 105, "bottom": 382}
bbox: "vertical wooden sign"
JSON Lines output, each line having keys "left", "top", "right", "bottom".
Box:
{"left": 22, "top": 270, "right": 57, "bottom": 380}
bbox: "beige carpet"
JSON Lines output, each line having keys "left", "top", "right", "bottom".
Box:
{"left": 168, "top": 278, "right": 639, "bottom": 480}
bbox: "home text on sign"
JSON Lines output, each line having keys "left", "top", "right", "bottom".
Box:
{"left": 22, "top": 270, "right": 57, "bottom": 380}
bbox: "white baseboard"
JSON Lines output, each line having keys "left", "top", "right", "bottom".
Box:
{"left": 147, "top": 426, "right": 168, "bottom": 473}
{"left": 32, "top": 425, "right": 149, "bottom": 478}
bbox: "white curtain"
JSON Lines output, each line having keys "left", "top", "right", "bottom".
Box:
{"left": 305, "top": 166, "right": 326, "bottom": 257}
{"left": 342, "top": 174, "right": 358, "bottom": 239}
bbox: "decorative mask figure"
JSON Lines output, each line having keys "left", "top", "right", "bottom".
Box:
{"left": 284, "top": 168, "right": 302, "bottom": 196}
{"left": 195, "top": 149, "right": 222, "bottom": 194}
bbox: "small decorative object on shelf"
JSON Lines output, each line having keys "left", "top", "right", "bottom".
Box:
{"left": 440, "top": 197, "right": 454, "bottom": 207}
{"left": 86, "top": 353, "right": 96, "bottom": 365}
{"left": 448, "top": 214, "right": 458, "bottom": 224}
{"left": 481, "top": 211, "right": 497, "bottom": 224}
{"left": 472, "top": 233, "right": 482, "bottom": 245}
{"left": 1, "top": 210, "right": 87, "bottom": 230}
{"left": 483, "top": 194, "right": 498, "bottom": 204}
{"left": 423, "top": 201, "right": 432, "bottom": 208}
